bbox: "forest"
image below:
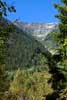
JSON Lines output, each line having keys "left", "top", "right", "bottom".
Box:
{"left": 0, "top": 0, "right": 67, "bottom": 100}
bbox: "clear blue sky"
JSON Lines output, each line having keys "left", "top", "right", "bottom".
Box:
{"left": 6, "top": 0, "right": 60, "bottom": 23}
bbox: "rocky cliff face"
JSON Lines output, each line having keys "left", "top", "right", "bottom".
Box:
{"left": 13, "top": 20, "right": 58, "bottom": 54}
{"left": 14, "top": 21, "right": 57, "bottom": 41}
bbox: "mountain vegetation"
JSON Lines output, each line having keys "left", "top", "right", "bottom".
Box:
{"left": 0, "top": 0, "right": 16, "bottom": 99}
{"left": 6, "top": 24, "right": 48, "bottom": 70}
{"left": 0, "top": 0, "right": 67, "bottom": 100}
{"left": 46, "top": 0, "right": 67, "bottom": 99}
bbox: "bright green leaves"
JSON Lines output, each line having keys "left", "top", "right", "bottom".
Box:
{"left": 64, "top": 39, "right": 67, "bottom": 46}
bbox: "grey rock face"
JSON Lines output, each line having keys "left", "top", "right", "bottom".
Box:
{"left": 14, "top": 21, "right": 57, "bottom": 41}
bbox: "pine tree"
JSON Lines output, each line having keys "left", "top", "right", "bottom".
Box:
{"left": 54, "top": 0, "right": 67, "bottom": 59}
{"left": 46, "top": 1, "right": 67, "bottom": 100}
{"left": 47, "top": 0, "right": 67, "bottom": 99}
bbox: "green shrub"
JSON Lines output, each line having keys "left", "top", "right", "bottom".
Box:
{"left": 9, "top": 69, "right": 53, "bottom": 100}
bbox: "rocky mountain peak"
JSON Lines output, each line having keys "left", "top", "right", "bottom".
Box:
{"left": 13, "top": 20, "right": 57, "bottom": 42}
{"left": 13, "top": 20, "right": 58, "bottom": 54}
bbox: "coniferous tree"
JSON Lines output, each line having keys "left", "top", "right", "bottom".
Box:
{"left": 54, "top": 0, "right": 67, "bottom": 59}
{"left": 47, "top": 1, "right": 67, "bottom": 100}
{"left": 46, "top": 1, "right": 67, "bottom": 100}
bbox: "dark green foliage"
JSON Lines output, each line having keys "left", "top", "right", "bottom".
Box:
{"left": 0, "top": 23, "right": 15, "bottom": 65}
{"left": 53, "top": 0, "right": 67, "bottom": 74}
{"left": 0, "top": 0, "right": 16, "bottom": 17}
{"left": 0, "top": 66, "right": 9, "bottom": 92}
{"left": 0, "top": 1, "right": 16, "bottom": 99}
{"left": 46, "top": 0, "right": 67, "bottom": 100}
{"left": 0, "top": 22, "right": 12, "bottom": 97}
{"left": 54, "top": 0, "right": 67, "bottom": 59}
{"left": 3, "top": 22, "right": 47, "bottom": 70}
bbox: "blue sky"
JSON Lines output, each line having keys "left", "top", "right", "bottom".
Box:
{"left": 6, "top": 0, "right": 60, "bottom": 23}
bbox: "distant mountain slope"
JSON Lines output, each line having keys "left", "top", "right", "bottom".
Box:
{"left": 0, "top": 18, "right": 49, "bottom": 70}
{"left": 0, "top": 18, "right": 58, "bottom": 70}
{"left": 13, "top": 20, "right": 58, "bottom": 54}
{"left": 6, "top": 26, "right": 46, "bottom": 70}
{"left": 13, "top": 21, "right": 57, "bottom": 41}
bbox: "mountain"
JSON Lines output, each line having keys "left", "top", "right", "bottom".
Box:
{"left": 0, "top": 18, "right": 49, "bottom": 70}
{"left": 13, "top": 20, "right": 58, "bottom": 54}
{"left": 0, "top": 18, "right": 58, "bottom": 70}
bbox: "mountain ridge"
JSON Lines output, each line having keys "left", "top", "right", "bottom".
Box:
{"left": 0, "top": 18, "right": 58, "bottom": 70}
{"left": 13, "top": 20, "right": 58, "bottom": 54}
